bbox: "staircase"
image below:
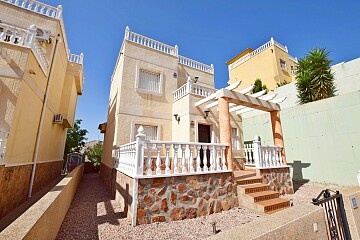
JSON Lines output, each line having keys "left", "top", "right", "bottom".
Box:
{"left": 235, "top": 171, "right": 290, "bottom": 214}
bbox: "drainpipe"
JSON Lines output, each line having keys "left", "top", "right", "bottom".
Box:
{"left": 28, "top": 34, "right": 61, "bottom": 198}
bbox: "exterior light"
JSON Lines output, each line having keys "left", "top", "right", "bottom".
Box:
{"left": 173, "top": 114, "right": 180, "bottom": 123}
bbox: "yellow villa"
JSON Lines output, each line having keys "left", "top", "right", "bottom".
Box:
{"left": 0, "top": 0, "right": 84, "bottom": 220}
{"left": 227, "top": 38, "right": 298, "bottom": 91}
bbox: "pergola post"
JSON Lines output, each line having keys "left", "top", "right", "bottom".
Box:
{"left": 218, "top": 97, "right": 233, "bottom": 170}
{"left": 270, "top": 110, "right": 286, "bottom": 164}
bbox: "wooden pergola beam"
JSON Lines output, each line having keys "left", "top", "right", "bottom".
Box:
{"left": 215, "top": 88, "right": 281, "bottom": 112}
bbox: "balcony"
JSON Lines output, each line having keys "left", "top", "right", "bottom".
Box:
{"left": 173, "top": 79, "right": 215, "bottom": 102}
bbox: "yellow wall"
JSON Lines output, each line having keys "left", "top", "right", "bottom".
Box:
{"left": 1, "top": 3, "right": 83, "bottom": 166}
{"left": 228, "top": 45, "right": 297, "bottom": 91}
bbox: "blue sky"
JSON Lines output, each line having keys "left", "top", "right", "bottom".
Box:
{"left": 42, "top": 0, "right": 360, "bottom": 141}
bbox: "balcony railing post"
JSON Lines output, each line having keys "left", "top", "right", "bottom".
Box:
{"left": 135, "top": 126, "right": 146, "bottom": 176}
{"left": 25, "top": 25, "right": 37, "bottom": 48}
{"left": 125, "top": 26, "right": 130, "bottom": 40}
{"left": 253, "top": 136, "right": 262, "bottom": 168}
{"left": 357, "top": 170, "right": 360, "bottom": 186}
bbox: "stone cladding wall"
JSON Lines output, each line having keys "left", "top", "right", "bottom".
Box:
{"left": 100, "top": 163, "right": 116, "bottom": 197}
{"left": 33, "top": 161, "right": 63, "bottom": 193}
{"left": 257, "top": 167, "right": 294, "bottom": 194}
{"left": 0, "top": 161, "right": 62, "bottom": 220}
{"left": 136, "top": 172, "right": 238, "bottom": 225}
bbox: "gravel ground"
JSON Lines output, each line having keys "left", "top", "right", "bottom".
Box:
{"left": 56, "top": 173, "right": 344, "bottom": 240}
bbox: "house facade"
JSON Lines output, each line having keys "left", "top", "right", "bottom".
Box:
{"left": 227, "top": 38, "right": 298, "bottom": 91}
{"left": 101, "top": 27, "right": 293, "bottom": 225}
{"left": 0, "top": 0, "right": 84, "bottom": 220}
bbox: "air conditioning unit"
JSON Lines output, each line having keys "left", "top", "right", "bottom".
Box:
{"left": 53, "top": 114, "right": 63, "bottom": 124}
{"left": 36, "top": 28, "right": 51, "bottom": 42}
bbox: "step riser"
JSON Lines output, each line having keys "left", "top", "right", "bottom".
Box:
{"left": 264, "top": 202, "right": 290, "bottom": 213}
{"left": 237, "top": 179, "right": 262, "bottom": 185}
{"left": 254, "top": 193, "right": 279, "bottom": 203}
{"left": 244, "top": 186, "right": 270, "bottom": 194}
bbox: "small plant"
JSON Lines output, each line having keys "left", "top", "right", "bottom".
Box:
{"left": 85, "top": 142, "right": 103, "bottom": 168}
{"left": 252, "top": 78, "right": 268, "bottom": 94}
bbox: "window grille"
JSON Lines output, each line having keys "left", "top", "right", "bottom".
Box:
{"left": 135, "top": 124, "right": 158, "bottom": 141}
{"left": 280, "top": 59, "right": 287, "bottom": 70}
{"left": 138, "top": 69, "right": 161, "bottom": 93}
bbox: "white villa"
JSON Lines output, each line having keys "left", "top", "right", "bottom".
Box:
{"left": 100, "top": 26, "right": 293, "bottom": 226}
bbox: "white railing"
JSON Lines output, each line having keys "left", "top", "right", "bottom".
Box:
{"left": 124, "top": 26, "right": 214, "bottom": 74}
{"left": 114, "top": 126, "right": 230, "bottom": 178}
{"left": 0, "top": 131, "right": 9, "bottom": 164}
{"left": 0, "top": 23, "right": 51, "bottom": 73}
{"left": 2, "top": 0, "right": 62, "bottom": 19}
{"left": 244, "top": 136, "right": 285, "bottom": 168}
{"left": 125, "top": 26, "right": 178, "bottom": 56}
{"left": 178, "top": 55, "right": 214, "bottom": 74}
{"left": 68, "top": 52, "right": 84, "bottom": 65}
{"left": 288, "top": 55, "right": 298, "bottom": 63}
{"left": 173, "top": 79, "right": 216, "bottom": 102}
{"left": 230, "top": 37, "right": 291, "bottom": 71}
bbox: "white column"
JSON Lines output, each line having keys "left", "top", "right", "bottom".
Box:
{"left": 146, "top": 143, "right": 152, "bottom": 175}
{"left": 189, "top": 144, "right": 195, "bottom": 173}
{"left": 253, "top": 136, "right": 261, "bottom": 168}
{"left": 155, "top": 143, "right": 162, "bottom": 175}
{"left": 181, "top": 144, "right": 187, "bottom": 173}
{"left": 165, "top": 144, "right": 171, "bottom": 174}
{"left": 173, "top": 144, "right": 179, "bottom": 173}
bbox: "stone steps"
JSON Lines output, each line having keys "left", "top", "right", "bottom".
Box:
{"left": 236, "top": 173, "right": 290, "bottom": 214}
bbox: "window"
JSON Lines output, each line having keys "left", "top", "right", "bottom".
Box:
{"left": 280, "top": 59, "right": 287, "bottom": 70}
{"left": 136, "top": 69, "right": 162, "bottom": 95}
{"left": 291, "top": 66, "right": 297, "bottom": 75}
{"left": 134, "top": 124, "right": 158, "bottom": 141}
{"left": 231, "top": 128, "right": 239, "bottom": 150}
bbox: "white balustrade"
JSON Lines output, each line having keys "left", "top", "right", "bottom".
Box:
{"left": 114, "top": 126, "right": 229, "bottom": 178}
{"left": 124, "top": 26, "right": 213, "bottom": 74}
{"left": 244, "top": 136, "right": 284, "bottom": 168}
{"left": 2, "top": 0, "right": 62, "bottom": 19}
{"left": 230, "top": 37, "right": 292, "bottom": 71}
{"left": 178, "top": 55, "right": 214, "bottom": 74}
{"left": 173, "top": 80, "right": 216, "bottom": 102}
{"left": 68, "top": 52, "right": 84, "bottom": 65}
{"left": 125, "top": 26, "right": 177, "bottom": 56}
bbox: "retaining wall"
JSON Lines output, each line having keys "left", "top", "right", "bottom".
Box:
{"left": 0, "top": 164, "right": 83, "bottom": 240}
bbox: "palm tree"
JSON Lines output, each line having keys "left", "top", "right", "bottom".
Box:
{"left": 296, "top": 48, "right": 336, "bottom": 104}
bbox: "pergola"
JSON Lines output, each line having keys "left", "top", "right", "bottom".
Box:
{"left": 194, "top": 81, "right": 287, "bottom": 170}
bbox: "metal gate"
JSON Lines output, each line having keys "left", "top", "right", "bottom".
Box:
{"left": 312, "top": 189, "right": 351, "bottom": 240}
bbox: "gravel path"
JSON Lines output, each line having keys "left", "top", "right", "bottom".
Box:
{"left": 56, "top": 173, "right": 343, "bottom": 240}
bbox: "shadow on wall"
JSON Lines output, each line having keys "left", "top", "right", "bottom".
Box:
{"left": 287, "top": 160, "right": 311, "bottom": 192}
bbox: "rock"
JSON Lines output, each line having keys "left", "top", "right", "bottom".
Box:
{"left": 212, "top": 190, "right": 218, "bottom": 199}
{"left": 138, "top": 184, "right": 145, "bottom": 194}
{"left": 186, "top": 176, "right": 200, "bottom": 189}
{"left": 178, "top": 183, "right": 187, "bottom": 193}
{"left": 161, "top": 198, "right": 168, "bottom": 212}
{"left": 170, "top": 207, "right": 185, "bottom": 221}
{"left": 208, "top": 177, "right": 214, "bottom": 185}
{"left": 170, "top": 191, "right": 177, "bottom": 205}
{"left": 151, "top": 205, "right": 160, "bottom": 214}
{"left": 187, "top": 189, "right": 197, "bottom": 197}
{"left": 179, "top": 195, "right": 192, "bottom": 203}
{"left": 214, "top": 201, "right": 222, "bottom": 213}
{"left": 151, "top": 215, "right": 166, "bottom": 223}
{"left": 186, "top": 207, "right": 197, "bottom": 219}
{"left": 137, "top": 208, "right": 149, "bottom": 225}
{"left": 157, "top": 186, "right": 167, "bottom": 196}
{"left": 151, "top": 178, "right": 165, "bottom": 188}
{"left": 149, "top": 188, "right": 156, "bottom": 195}
{"left": 204, "top": 194, "right": 210, "bottom": 201}
{"left": 144, "top": 195, "right": 154, "bottom": 207}
{"left": 221, "top": 200, "right": 230, "bottom": 211}
{"left": 208, "top": 201, "right": 214, "bottom": 215}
